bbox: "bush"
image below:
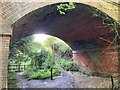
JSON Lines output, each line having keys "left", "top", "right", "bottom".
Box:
{"left": 38, "top": 70, "right": 51, "bottom": 79}
{"left": 57, "top": 58, "right": 79, "bottom": 71}
{"left": 23, "top": 54, "right": 79, "bottom": 80}
{"left": 26, "top": 69, "right": 51, "bottom": 80}
{"left": 22, "top": 67, "right": 36, "bottom": 78}
{"left": 52, "top": 67, "right": 61, "bottom": 76}
{"left": 23, "top": 68, "right": 61, "bottom": 80}
{"left": 8, "top": 72, "right": 17, "bottom": 88}
{"left": 29, "top": 72, "right": 40, "bottom": 80}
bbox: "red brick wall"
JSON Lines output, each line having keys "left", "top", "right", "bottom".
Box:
{"left": 0, "top": 36, "right": 10, "bottom": 88}
{"left": 99, "top": 49, "right": 118, "bottom": 74}
{"left": 73, "top": 47, "right": 118, "bottom": 75}
{"left": 73, "top": 51, "right": 95, "bottom": 71}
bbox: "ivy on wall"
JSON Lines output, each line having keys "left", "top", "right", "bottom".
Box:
{"left": 57, "top": 2, "right": 75, "bottom": 15}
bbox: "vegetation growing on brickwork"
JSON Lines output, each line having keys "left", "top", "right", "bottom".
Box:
{"left": 57, "top": 2, "right": 75, "bottom": 15}
{"left": 57, "top": 3, "right": 119, "bottom": 88}
{"left": 8, "top": 2, "right": 119, "bottom": 88}
{"left": 57, "top": 2, "right": 119, "bottom": 40}
{"left": 88, "top": 6, "right": 120, "bottom": 54}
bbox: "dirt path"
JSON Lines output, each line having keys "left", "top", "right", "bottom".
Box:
{"left": 15, "top": 71, "right": 112, "bottom": 88}
{"left": 15, "top": 72, "right": 75, "bottom": 88}
{"left": 68, "top": 72, "right": 112, "bottom": 88}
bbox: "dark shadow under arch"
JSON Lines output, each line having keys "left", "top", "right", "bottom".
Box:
{"left": 11, "top": 2, "right": 115, "bottom": 51}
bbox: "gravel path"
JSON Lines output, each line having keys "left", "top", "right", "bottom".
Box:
{"left": 15, "top": 72, "right": 75, "bottom": 88}
{"left": 15, "top": 71, "right": 112, "bottom": 88}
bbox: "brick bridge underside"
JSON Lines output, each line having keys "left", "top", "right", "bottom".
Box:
{"left": 0, "top": 1, "right": 120, "bottom": 89}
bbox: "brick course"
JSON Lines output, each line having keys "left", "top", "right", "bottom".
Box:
{"left": 0, "top": 1, "right": 119, "bottom": 89}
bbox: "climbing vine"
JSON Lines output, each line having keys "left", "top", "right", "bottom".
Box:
{"left": 88, "top": 7, "right": 120, "bottom": 53}
{"left": 57, "top": 2, "right": 75, "bottom": 15}
{"left": 57, "top": 2, "right": 119, "bottom": 53}
{"left": 89, "top": 7, "right": 120, "bottom": 37}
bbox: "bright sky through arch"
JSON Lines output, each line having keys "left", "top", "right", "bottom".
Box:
{"left": 34, "top": 34, "right": 47, "bottom": 43}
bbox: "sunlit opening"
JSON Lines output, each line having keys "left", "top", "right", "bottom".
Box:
{"left": 33, "top": 34, "right": 47, "bottom": 43}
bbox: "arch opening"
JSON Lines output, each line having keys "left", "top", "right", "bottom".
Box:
{"left": 10, "top": 2, "right": 118, "bottom": 75}
{"left": 8, "top": 34, "right": 79, "bottom": 83}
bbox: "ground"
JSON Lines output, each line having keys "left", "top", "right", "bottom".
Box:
{"left": 15, "top": 71, "right": 112, "bottom": 88}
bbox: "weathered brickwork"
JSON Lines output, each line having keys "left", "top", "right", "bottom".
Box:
{"left": 0, "top": 1, "right": 119, "bottom": 89}
{"left": 1, "top": 1, "right": 119, "bottom": 26}
{"left": 99, "top": 49, "right": 118, "bottom": 74}
{"left": 73, "top": 47, "right": 118, "bottom": 75}
{"left": 0, "top": 36, "right": 10, "bottom": 89}
{"left": 73, "top": 51, "right": 95, "bottom": 71}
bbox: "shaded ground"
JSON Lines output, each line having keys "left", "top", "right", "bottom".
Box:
{"left": 15, "top": 71, "right": 112, "bottom": 88}
{"left": 68, "top": 72, "right": 112, "bottom": 88}
{"left": 15, "top": 72, "right": 74, "bottom": 88}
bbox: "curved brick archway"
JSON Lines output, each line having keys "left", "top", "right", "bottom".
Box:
{"left": 11, "top": 3, "right": 118, "bottom": 75}
{"left": 1, "top": 1, "right": 120, "bottom": 35}
{"left": 2, "top": 1, "right": 119, "bottom": 25}
{"left": 0, "top": 1, "right": 119, "bottom": 89}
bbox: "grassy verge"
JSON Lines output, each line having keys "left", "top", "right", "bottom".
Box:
{"left": 8, "top": 72, "right": 17, "bottom": 88}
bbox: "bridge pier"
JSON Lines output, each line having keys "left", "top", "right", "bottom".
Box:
{"left": 0, "top": 35, "right": 11, "bottom": 89}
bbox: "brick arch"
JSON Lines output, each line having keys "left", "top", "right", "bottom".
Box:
{"left": 11, "top": 3, "right": 113, "bottom": 45}
{"left": 2, "top": 1, "right": 119, "bottom": 26}
{"left": 0, "top": 1, "right": 119, "bottom": 88}
{"left": 10, "top": 2, "right": 118, "bottom": 76}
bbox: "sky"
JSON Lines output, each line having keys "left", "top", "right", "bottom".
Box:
{"left": 33, "top": 34, "right": 48, "bottom": 43}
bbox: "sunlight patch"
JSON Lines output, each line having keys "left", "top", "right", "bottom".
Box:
{"left": 34, "top": 34, "right": 47, "bottom": 43}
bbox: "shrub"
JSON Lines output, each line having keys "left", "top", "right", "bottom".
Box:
{"left": 52, "top": 67, "right": 61, "bottom": 76}
{"left": 41, "top": 70, "right": 51, "bottom": 79}
{"left": 8, "top": 72, "right": 17, "bottom": 88}
{"left": 25, "top": 69, "right": 52, "bottom": 80}
{"left": 22, "top": 67, "right": 36, "bottom": 78}
{"left": 57, "top": 58, "right": 79, "bottom": 71}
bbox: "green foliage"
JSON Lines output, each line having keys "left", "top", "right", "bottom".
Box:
{"left": 56, "top": 58, "right": 79, "bottom": 71}
{"left": 8, "top": 72, "right": 17, "bottom": 88}
{"left": 22, "top": 67, "right": 36, "bottom": 78}
{"left": 82, "top": 71, "right": 92, "bottom": 76}
{"left": 57, "top": 2, "right": 75, "bottom": 15}
{"left": 41, "top": 54, "right": 55, "bottom": 70}
{"left": 28, "top": 70, "right": 51, "bottom": 80}
{"left": 9, "top": 34, "right": 79, "bottom": 80}
{"left": 113, "top": 83, "right": 120, "bottom": 89}
{"left": 23, "top": 67, "right": 61, "bottom": 80}
{"left": 9, "top": 36, "right": 36, "bottom": 65}
{"left": 52, "top": 67, "right": 61, "bottom": 76}
{"left": 29, "top": 49, "right": 48, "bottom": 69}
